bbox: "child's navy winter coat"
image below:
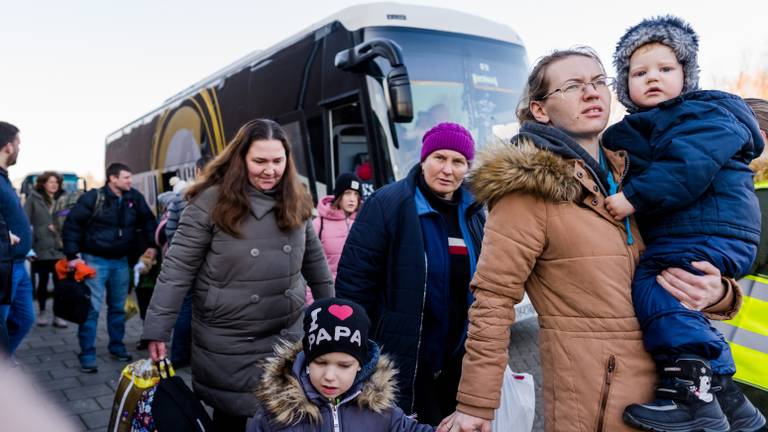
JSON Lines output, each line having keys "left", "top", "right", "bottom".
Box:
{"left": 603, "top": 90, "right": 764, "bottom": 246}
{"left": 247, "top": 341, "right": 435, "bottom": 432}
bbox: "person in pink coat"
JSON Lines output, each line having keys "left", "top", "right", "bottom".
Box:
{"left": 306, "top": 173, "right": 362, "bottom": 304}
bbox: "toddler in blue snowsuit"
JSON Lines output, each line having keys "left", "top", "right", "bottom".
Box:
{"left": 603, "top": 16, "right": 766, "bottom": 432}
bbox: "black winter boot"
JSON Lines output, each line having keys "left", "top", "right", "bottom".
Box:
{"left": 623, "top": 356, "right": 729, "bottom": 432}
{"left": 712, "top": 374, "right": 766, "bottom": 432}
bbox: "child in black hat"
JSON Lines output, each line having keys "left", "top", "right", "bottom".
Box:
{"left": 311, "top": 173, "right": 362, "bottom": 282}
{"left": 248, "top": 298, "right": 434, "bottom": 431}
{"left": 602, "top": 16, "right": 765, "bottom": 431}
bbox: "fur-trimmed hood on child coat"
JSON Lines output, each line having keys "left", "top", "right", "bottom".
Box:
{"left": 247, "top": 341, "right": 434, "bottom": 432}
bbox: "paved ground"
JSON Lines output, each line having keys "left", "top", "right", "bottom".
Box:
{"left": 14, "top": 307, "right": 192, "bottom": 431}
{"left": 15, "top": 306, "right": 544, "bottom": 431}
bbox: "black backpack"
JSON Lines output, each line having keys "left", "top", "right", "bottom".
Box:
{"left": 152, "top": 367, "right": 213, "bottom": 432}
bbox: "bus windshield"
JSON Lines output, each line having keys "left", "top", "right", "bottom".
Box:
{"left": 365, "top": 27, "right": 528, "bottom": 175}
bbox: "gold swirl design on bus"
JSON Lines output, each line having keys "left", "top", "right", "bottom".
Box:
{"left": 151, "top": 88, "right": 226, "bottom": 173}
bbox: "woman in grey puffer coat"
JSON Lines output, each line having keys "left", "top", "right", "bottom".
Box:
{"left": 142, "top": 119, "right": 334, "bottom": 432}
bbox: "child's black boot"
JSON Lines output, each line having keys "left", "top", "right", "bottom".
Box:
{"left": 712, "top": 374, "right": 766, "bottom": 432}
{"left": 623, "top": 356, "right": 729, "bottom": 431}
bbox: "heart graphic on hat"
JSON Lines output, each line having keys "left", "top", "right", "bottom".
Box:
{"left": 328, "top": 304, "right": 353, "bottom": 321}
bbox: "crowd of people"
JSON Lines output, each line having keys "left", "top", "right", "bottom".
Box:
{"left": 1, "top": 14, "right": 768, "bottom": 432}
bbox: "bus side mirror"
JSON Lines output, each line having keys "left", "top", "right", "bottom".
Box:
{"left": 335, "top": 39, "right": 414, "bottom": 123}
{"left": 386, "top": 65, "right": 413, "bottom": 123}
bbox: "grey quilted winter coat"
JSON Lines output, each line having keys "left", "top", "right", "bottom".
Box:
{"left": 142, "top": 185, "right": 334, "bottom": 416}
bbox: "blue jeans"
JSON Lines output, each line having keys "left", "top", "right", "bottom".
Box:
{"left": 0, "top": 263, "right": 35, "bottom": 355}
{"left": 78, "top": 254, "right": 130, "bottom": 366}
{"left": 633, "top": 235, "right": 755, "bottom": 375}
{"left": 171, "top": 291, "right": 192, "bottom": 364}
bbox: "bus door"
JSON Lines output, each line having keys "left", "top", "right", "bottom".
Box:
{"left": 326, "top": 98, "right": 375, "bottom": 199}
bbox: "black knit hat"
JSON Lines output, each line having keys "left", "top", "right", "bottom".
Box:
{"left": 613, "top": 15, "right": 700, "bottom": 112}
{"left": 303, "top": 298, "right": 370, "bottom": 365}
{"left": 332, "top": 172, "right": 362, "bottom": 198}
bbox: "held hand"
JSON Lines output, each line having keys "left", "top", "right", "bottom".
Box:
{"left": 657, "top": 261, "right": 723, "bottom": 310}
{"left": 604, "top": 192, "right": 635, "bottom": 220}
{"left": 9, "top": 232, "right": 20, "bottom": 246}
{"left": 148, "top": 341, "right": 167, "bottom": 362}
{"left": 437, "top": 411, "right": 491, "bottom": 432}
{"left": 48, "top": 224, "right": 56, "bottom": 233}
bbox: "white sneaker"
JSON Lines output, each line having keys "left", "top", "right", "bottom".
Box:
{"left": 36, "top": 310, "right": 49, "bottom": 326}
{"left": 52, "top": 317, "right": 68, "bottom": 328}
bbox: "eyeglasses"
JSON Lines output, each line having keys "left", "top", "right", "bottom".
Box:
{"left": 541, "top": 77, "right": 616, "bottom": 100}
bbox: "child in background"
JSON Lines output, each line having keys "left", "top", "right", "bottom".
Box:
{"left": 603, "top": 16, "right": 766, "bottom": 431}
{"left": 306, "top": 173, "right": 362, "bottom": 305}
{"left": 313, "top": 173, "right": 362, "bottom": 281}
{"left": 247, "top": 298, "right": 434, "bottom": 432}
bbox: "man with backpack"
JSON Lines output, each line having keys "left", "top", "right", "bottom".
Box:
{"left": 62, "top": 162, "right": 157, "bottom": 373}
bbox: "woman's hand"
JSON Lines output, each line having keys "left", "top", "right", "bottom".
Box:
{"left": 437, "top": 411, "right": 491, "bottom": 432}
{"left": 147, "top": 341, "right": 167, "bottom": 362}
{"left": 657, "top": 261, "right": 724, "bottom": 310}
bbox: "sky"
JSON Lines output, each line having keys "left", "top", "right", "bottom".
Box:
{"left": 1, "top": 0, "right": 767, "bottom": 182}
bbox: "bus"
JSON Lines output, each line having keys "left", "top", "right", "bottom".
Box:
{"left": 105, "top": 2, "right": 529, "bottom": 208}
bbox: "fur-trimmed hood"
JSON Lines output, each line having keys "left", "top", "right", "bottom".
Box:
{"left": 468, "top": 122, "right": 615, "bottom": 208}
{"left": 255, "top": 340, "right": 397, "bottom": 427}
{"left": 469, "top": 139, "right": 582, "bottom": 209}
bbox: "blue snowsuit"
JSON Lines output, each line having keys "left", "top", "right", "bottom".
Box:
{"left": 603, "top": 90, "right": 764, "bottom": 374}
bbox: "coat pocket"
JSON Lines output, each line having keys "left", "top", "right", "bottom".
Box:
{"left": 202, "top": 286, "right": 220, "bottom": 316}
{"left": 595, "top": 354, "right": 616, "bottom": 432}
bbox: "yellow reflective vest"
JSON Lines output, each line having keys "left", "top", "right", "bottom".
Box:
{"left": 711, "top": 181, "right": 768, "bottom": 392}
{"left": 712, "top": 275, "right": 768, "bottom": 391}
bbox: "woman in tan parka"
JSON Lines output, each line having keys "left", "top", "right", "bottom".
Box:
{"left": 438, "top": 48, "right": 743, "bottom": 432}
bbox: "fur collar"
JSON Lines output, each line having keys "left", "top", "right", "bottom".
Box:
{"left": 468, "top": 137, "right": 582, "bottom": 209}
{"left": 256, "top": 341, "right": 397, "bottom": 426}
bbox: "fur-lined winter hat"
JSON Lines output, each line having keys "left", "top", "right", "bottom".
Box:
{"left": 613, "top": 15, "right": 700, "bottom": 112}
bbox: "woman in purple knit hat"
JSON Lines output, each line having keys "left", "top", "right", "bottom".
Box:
{"left": 334, "top": 122, "right": 486, "bottom": 425}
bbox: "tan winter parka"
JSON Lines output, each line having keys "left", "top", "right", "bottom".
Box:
{"left": 456, "top": 141, "right": 742, "bottom": 431}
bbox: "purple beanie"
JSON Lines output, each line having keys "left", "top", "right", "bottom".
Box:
{"left": 420, "top": 122, "right": 475, "bottom": 162}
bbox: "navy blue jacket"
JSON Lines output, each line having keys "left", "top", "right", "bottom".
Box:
{"left": 603, "top": 90, "right": 763, "bottom": 245}
{"left": 0, "top": 211, "right": 12, "bottom": 305}
{"left": 0, "top": 167, "right": 31, "bottom": 262}
{"left": 62, "top": 186, "right": 157, "bottom": 260}
{"left": 335, "top": 164, "right": 485, "bottom": 413}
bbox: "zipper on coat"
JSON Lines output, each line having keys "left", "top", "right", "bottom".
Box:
{"left": 410, "top": 252, "right": 429, "bottom": 414}
{"left": 331, "top": 402, "right": 341, "bottom": 432}
{"left": 596, "top": 355, "right": 616, "bottom": 432}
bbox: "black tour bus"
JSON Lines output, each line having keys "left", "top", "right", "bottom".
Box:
{"left": 105, "top": 2, "right": 529, "bottom": 207}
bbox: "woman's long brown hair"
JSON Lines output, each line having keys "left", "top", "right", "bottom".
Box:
{"left": 186, "top": 119, "right": 313, "bottom": 236}
{"left": 34, "top": 171, "right": 64, "bottom": 205}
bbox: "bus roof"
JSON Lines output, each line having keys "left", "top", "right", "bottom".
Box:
{"left": 106, "top": 2, "right": 524, "bottom": 144}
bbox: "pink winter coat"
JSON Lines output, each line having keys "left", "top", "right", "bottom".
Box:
{"left": 312, "top": 195, "right": 357, "bottom": 280}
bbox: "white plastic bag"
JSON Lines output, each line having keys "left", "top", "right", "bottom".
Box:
{"left": 491, "top": 366, "right": 535, "bottom": 432}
